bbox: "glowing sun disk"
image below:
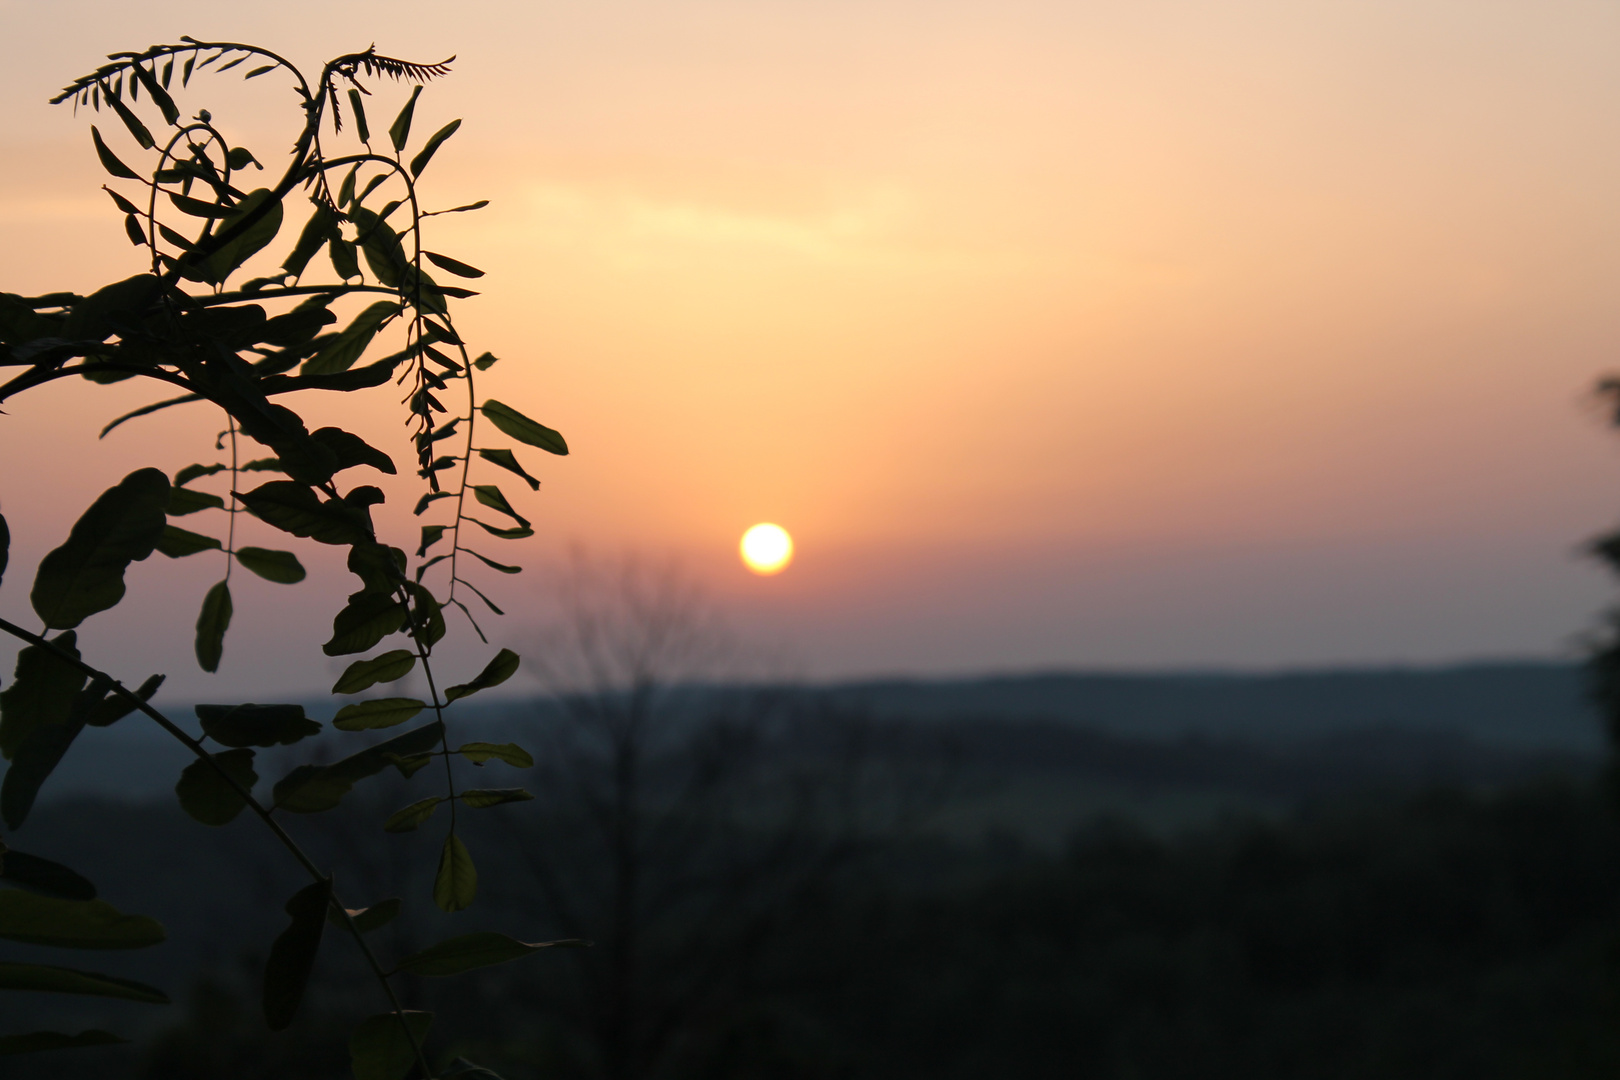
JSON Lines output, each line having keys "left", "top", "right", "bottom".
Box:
{"left": 740, "top": 523, "right": 794, "bottom": 575}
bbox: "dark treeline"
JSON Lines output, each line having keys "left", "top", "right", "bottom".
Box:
{"left": 8, "top": 706, "right": 1620, "bottom": 1079}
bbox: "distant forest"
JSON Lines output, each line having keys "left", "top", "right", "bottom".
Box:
{"left": 9, "top": 665, "right": 1619, "bottom": 1078}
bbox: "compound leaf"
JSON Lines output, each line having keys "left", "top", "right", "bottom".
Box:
{"left": 273, "top": 721, "right": 443, "bottom": 813}
{"left": 302, "top": 302, "right": 399, "bottom": 377}
{"left": 238, "top": 481, "right": 371, "bottom": 546}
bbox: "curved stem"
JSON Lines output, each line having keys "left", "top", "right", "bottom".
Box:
{"left": 0, "top": 617, "right": 435, "bottom": 1079}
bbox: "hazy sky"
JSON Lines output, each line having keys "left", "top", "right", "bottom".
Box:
{"left": 1, "top": 0, "right": 1618, "bottom": 697}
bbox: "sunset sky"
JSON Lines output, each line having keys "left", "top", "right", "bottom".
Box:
{"left": 1, "top": 0, "right": 1617, "bottom": 698}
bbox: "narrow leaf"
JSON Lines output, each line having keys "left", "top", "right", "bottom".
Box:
{"left": 460, "top": 787, "right": 533, "bottom": 809}
{"left": 102, "top": 85, "right": 154, "bottom": 148}
{"left": 234, "top": 547, "right": 306, "bottom": 584}
{"left": 302, "top": 301, "right": 399, "bottom": 377}
{"left": 476, "top": 448, "right": 540, "bottom": 491}
{"left": 469, "top": 519, "right": 534, "bottom": 540}
{"left": 462, "top": 549, "right": 521, "bottom": 575}
{"left": 423, "top": 249, "right": 482, "bottom": 278}
{"left": 456, "top": 742, "right": 533, "bottom": 768}
{"left": 333, "top": 650, "right": 416, "bottom": 695}
{"left": 472, "top": 485, "right": 530, "bottom": 528}
{"left": 333, "top": 698, "right": 425, "bottom": 732}
{"left": 433, "top": 833, "right": 476, "bottom": 912}
{"left": 409, "top": 118, "right": 461, "bottom": 177}
{"left": 0, "top": 1029, "right": 124, "bottom": 1055}
{"left": 443, "top": 649, "right": 519, "bottom": 703}
{"left": 194, "top": 580, "right": 231, "bottom": 673}
{"left": 174, "top": 463, "right": 227, "bottom": 486}
{"left": 129, "top": 63, "right": 178, "bottom": 125}
{"left": 262, "top": 877, "right": 331, "bottom": 1030}
{"left": 90, "top": 126, "right": 139, "bottom": 178}
{"left": 347, "top": 89, "right": 371, "bottom": 142}
{"left": 0, "top": 962, "right": 167, "bottom": 1004}
{"left": 282, "top": 203, "right": 338, "bottom": 277}
{"left": 167, "top": 486, "right": 224, "bottom": 516}
{"left": 0, "top": 851, "right": 96, "bottom": 901}
{"left": 394, "top": 930, "right": 584, "bottom": 978}
{"left": 388, "top": 85, "right": 424, "bottom": 152}
{"left": 0, "top": 890, "right": 164, "bottom": 949}
{"left": 480, "top": 400, "right": 568, "bottom": 456}
{"left": 383, "top": 796, "right": 440, "bottom": 833}
{"left": 414, "top": 491, "right": 455, "bottom": 516}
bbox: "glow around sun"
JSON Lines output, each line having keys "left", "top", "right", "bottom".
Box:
{"left": 740, "top": 523, "right": 794, "bottom": 575}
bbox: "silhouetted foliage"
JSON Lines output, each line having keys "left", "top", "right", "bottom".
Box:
{"left": 0, "top": 39, "right": 572, "bottom": 1076}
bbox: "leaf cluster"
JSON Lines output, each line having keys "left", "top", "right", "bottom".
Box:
{"left": 0, "top": 39, "right": 583, "bottom": 1076}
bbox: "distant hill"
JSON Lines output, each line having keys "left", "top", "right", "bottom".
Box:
{"left": 827, "top": 662, "right": 1603, "bottom": 752}
{"left": 33, "top": 663, "right": 1606, "bottom": 813}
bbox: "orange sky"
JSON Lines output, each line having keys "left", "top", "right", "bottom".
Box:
{"left": 1, "top": 1, "right": 1618, "bottom": 695}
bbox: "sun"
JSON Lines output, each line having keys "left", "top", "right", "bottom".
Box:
{"left": 740, "top": 523, "right": 794, "bottom": 575}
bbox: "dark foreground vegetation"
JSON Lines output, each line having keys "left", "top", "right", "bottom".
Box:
{"left": 8, "top": 701, "right": 1619, "bottom": 1080}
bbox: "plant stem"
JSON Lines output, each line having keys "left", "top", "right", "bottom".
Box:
{"left": 0, "top": 615, "right": 436, "bottom": 1079}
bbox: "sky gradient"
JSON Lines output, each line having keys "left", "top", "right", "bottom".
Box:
{"left": 1, "top": 0, "right": 1618, "bottom": 698}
